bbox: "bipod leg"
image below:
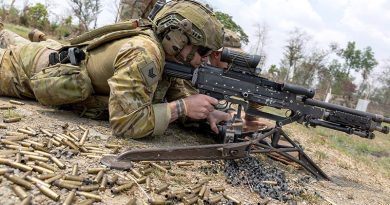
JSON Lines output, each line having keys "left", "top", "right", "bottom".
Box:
{"left": 253, "top": 127, "right": 330, "bottom": 180}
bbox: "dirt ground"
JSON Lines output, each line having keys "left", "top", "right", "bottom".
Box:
{"left": 0, "top": 96, "right": 390, "bottom": 205}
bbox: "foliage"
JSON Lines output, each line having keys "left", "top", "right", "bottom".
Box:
{"left": 26, "top": 3, "right": 49, "bottom": 29}
{"left": 69, "top": 0, "right": 102, "bottom": 32}
{"left": 215, "top": 11, "right": 249, "bottom": 45}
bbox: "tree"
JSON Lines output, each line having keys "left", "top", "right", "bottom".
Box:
{"left": 251, "top": 22, "right": 268, "bottom": 68}
{"left": 215, "top": 11, "right": 249, "bottom": 45}
{"left": 335, "top": 41, "right": 362, "bottom": 75}
{"left": 279, "top": 28, "right": 309, "bottom": 82}
{"left": 292, "top": 49, "right": 327, "bottom": 87}
{"left": 69, "top": 0, "right": 102, "bottom": 32}
{"left": 357, "top": 47, "right": 378, "bottom": 99}
{"left": 26, "top": 3, "right": 49, "bottom": 29}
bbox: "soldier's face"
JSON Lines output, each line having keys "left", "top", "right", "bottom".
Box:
{"left": 179, "top": 44, "right": 211, "bottom": 68}
{"left": 209, "top": 51, "right": 228, "bottom": 69}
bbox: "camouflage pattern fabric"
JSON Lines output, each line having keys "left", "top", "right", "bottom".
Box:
{"left": 118, "top": 0, "right": 160, "bottom": 21}
{"left": 223, "top": 29, "right": 242, "bottom": 48}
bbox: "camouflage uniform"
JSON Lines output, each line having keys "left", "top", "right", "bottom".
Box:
{"left": 0, "top": 0, "right": 224, "bottom": 139}
{"left": 118, "top": 0, "right": 162, "bottom": 21}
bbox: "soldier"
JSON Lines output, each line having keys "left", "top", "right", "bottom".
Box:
{"left": 0, "top": 0, "right": 230, "bottom": 138}
{"left": 118, "top": 0, "right": 163, "bottom": 21}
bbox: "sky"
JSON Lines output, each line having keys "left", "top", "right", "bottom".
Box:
{"left": 13, "top": 0, "right": 390, "bottom": 81}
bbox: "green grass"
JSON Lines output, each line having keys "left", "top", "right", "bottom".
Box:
{"left": 4, "top": 23, "right": 31, "bottom": 39}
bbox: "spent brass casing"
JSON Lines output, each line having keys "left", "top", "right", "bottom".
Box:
{"left": 20, "top": 195, "right": 32, "bottom": 205}
{"left": 151, "top": 162, "right": 168, "bottom": 173}
{"left": 203, "top": 186, "right": 210, "bottom": 200}
{"left": 64, "top": 175, "right": 85, "bottom": 182}
{"left": 3, "top": 135, "right": 27, "bottom": 141}
{"left": 54, "top": 180, "right": 79, "bottom": 190}
{"left": 210, "top": 186, "right": 225, "bottom": 192}
{"left": 63, "top": 189, "right": 76, "bottom": 205}
{"left": 0, "top": 124, "right": 6, "bottom": 129}
{"left": 198, "top": 184, "right": 207, "bottom": 197}
{"left": 146, "top": 176, "right": 151, "bottom": 190}
{"left": 4, "top": 173, "right": 34, "bottom": 189}
{"left": 32, "top": 165, "right": 55, "bottom": 174}
{"left": 176, "top": 162, "right": 194, "bottom": 167}
{"left": 140, "top": 167, "right": 153, "bottom": 175}
{"left": 49, "top": 156, "right": 65, "bottom": 169}
{"left": 79, "top": 125, "right": 87, "bottom": 131}
{"left": 9, "top": 100, "right": 25, "bottom": 105}
{"left": 77, "top": 191, "right": 102, "bottom": 201}
{"left": 34, "top": 150, "right": 52, "bottom": 158}
{"left": 3, "top": 117, "right": 21, "bottom": 123}
{"left": 68, "top": 132, "right": 79, "bottom": 141}
{"left": 108, "top": 175, "right": 119, "bottom": 186}
{"left": 126, "top": 198, "right": 137, "bottom": 205}
{"left": 155, "top": 183, "right": 169, "bottom": 194}
{"left": 130, "top": 168, "right": 142, "bottom": 178}
{"left": 19, "top": 150, "right": 39, "bottom": 156}
{"left": 148, "top": 198, "right": 171, "bottom": 205}
{"left": 31, "top": 144, "right": 49, "bottom": 153}
{"left": 11, "top": 185, "right": 28, "bottom": 199}
{"left": 37, "top": 173, "right": 57, "bottom": 180}
{"left": 45, "top": 174, "right": 64, "bottom": 184}
{"left": 15, "top": 152, "right": 22, "bottom": 163}
{"left": 105, "top": 143, "right": 121, "bottom": 149}
{"left": 26, "top": 155, "right": 49, "bottom": 162}
{"left": 223, "top": 194, "right": 241, "bottom": 204}
{"left": 79, "top": 129, "right": 89, "bottom": 146}
{"left": 26, "top": 175, "right": 51, "bottom": 188}
{"left": 5, "top": 145, "right": 33, "bottom": 151}
{"left": 1, "top": 159, "right": 33, "bottom": 172}
{"left": 24, "top": 140, "right": 43, "bottom": 147}
{"left": 51, "top": 139, "right": 61, "bottom": 146}
{"left": 71, "top": 164, "right": 78, "bottom": 175}
{"left": 0, "top": 104, "right": 16, "bottom": 109}
{"left": 207, "top": 194, "right": 223, "bottom": 204}
{"left": 60, "top": 179, "right": 83, "bottom": 186}
{"left": 87, "top": 167, "right": 108, "bottom": 174}
{"left": 77, "top": 199, "right": 96, "bottom": 205}
{"left": 40, "top": 128, "right": 53, "bottom": 137}
{"left": 0, "top": 139, "right": 19, "bottom": 146}
{"left": 17, "top": 129, "right": 35, "bottom": 136}
{"left": 18, "top": 141, "right": 31, "bottom": 147}
{"left": 168, "top": 170, "right": 186, "bottom": 176}
{"left": 36, "top": 183, "right": 60, "bottom": 201}
{"left": 20, "top": 171, "right": 32, "bottom": 179}
{"left": 136, "top": 176, "right": 147, "bottom": 184}
{"left": 78, "top": 184, "right": 100, "bottom": 192}
{"left": 111, "top": 182, "right": 134, "bottom": 194}
{"left": 99, "top": 175, "right": 108, "bottom": 191}
{"left": 184, "top": 196, "right": 198, "bottom": 205}
{"left": 0, "top": 168, "right": 13, "bottom": 175}
{"left": 93, "top": 170, "right": 104, "bottom": 184}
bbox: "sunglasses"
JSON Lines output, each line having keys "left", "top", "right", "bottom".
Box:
{"left": 197, "top": 46, "right": 212, "bottom": 57}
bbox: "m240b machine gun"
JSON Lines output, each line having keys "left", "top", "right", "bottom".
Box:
{"left": 102, "top": 48, "right": 390, "bottom": 180}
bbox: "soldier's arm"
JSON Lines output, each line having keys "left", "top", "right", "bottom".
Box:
{"left": 107, "top": 37, "right": 171, "bottom": 138}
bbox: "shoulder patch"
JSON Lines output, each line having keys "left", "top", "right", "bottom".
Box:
{"left": 139, "top": 61, "right": 159, "bottom": 87}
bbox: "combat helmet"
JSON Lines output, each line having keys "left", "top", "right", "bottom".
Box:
{"left": 151, "top": 0, "right": 224, "bottom": 56}
{"left": 223, "top": 29, "right": 241, "bottom": 49}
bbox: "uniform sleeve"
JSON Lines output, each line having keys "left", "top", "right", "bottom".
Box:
{"left": 165, "top": 78, "right": 199, "bottom": 102}
{"left": 108, "top": 37, "right": 169, "bottom": 138}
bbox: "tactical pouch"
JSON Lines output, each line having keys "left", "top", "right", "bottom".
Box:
{"left": 30, "top": 63, "right": 93, "bottom": 106}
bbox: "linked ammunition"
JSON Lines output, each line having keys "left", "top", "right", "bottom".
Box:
{"left": 155, "top": 183, "right": 169, "bottom": 194}
{"left": 36, "top": 183, "right": 60, "bottom": 201}
{"left": 79, "top": 129, "right": 89, "bottom": 146}
{"left": 223, "top": 194, "right": 241, "bottom": 204}
{"left": 45, "top": 174, "right": 64, "bottom": 184}
{"left": 210, "top": 186, "right": 225, "bottom": 192}
{"left": 71, "top": 164, "right": 78, "bottom": 175}
{"left": 78, "top": 184, "right": 100, "bottom": 192}
{"left": 37, "top": 173, "right": 57, "bottom": 180}
{"left": 11, "top": 185, "right": 28, "bottom": 199}
{"left": 31, "top": 165, "right": 55, "bottom": 174}
{"left": 87, "top": 167, "right": 108, "bottom": 174}
{"left": 3, "top": 117, "right": 21, "bottom": 123}
{"left": 20, "top": 195, "right": 32, "bottom": 205}
{"left": 111, "top": 182, "right": 134, "bottom": 194}
{"left": 9, "top": 100, "right": 25, "bottom": 105}
{"left": 77, "top": 191, "right": 102, "bottom": 201}
{"left": 207, "top": 194, "right": 223, "bottom": 204}
{"left": 63, "top": 189, "right": 76, "bottom": 205}
{"left": 49, "top": 155, "right": 66, "bottom": 169}
{"left": 151, "top": 162, "right": 168, "bottom": 173}
{"left": 4, "top": 173, "right": 34, "bottom": 189}
{"left": 54, "top": 180, "right": 79, "bottom": 190}
{"left": 26, "top": 175, "right": 51, "bottom": 188}
{"left": 17, "top": 129, "right": 35, "bottom": 136}
{"left": 40, "top": 128, "right": 53, "bottom": 137}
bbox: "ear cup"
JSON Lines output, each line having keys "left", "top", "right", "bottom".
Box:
{"left": 161, "top": 29, "right": 189, "bottom": 56}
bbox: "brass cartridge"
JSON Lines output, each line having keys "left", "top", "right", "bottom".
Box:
{"left": 45, "top": 174, "right": 64, "bottom": 184}
{"left": 11, "top": 185, "right": 28, "bottom": 199}
{"left": 64, "top": 175, "right": 85, "bottom": 182}
{"left": 111, "top": 182, "right": 134, "bottom": 194}
{"left": 76, "top": 191, "right": 102, "bottom": 201}
{"left": 198, "top": 184, "right": 206, "bottom": 197}
{"left": 184, "top": 196, "right": 198, "bottom": 205}
{"left": 0, "top": 168, "right": 13, "bottom": 175}
{"left": 17, "top": 129, "right": 35, "bottom": 136}
{"left": 155, "top": 183, "right": 169, "bottom": 194}
{"left": 59, "top": 179, "right": 83, "bottom": 186}
{"left": 210, "top": 186, "right": 225, "bottom": 192}
{"left": 3, "top": 117, "right": 21, "bottom": 123}
{"left": 31, "top": 165, "right": 55, "bottom": 174}
{"left": 93, "top": 170, "right": 104, "bottom": 184}
{"left": 37, "top": 173, "right": 57, "bottom": 180}
{"left": 20, "top": 195, "right": 32, "bottom": 205}
{"left": 54, "top": 180, "right": 79, "bottom": 190}
{"left": 26, "top": 175, "right": 51, "bottom": 188}
{"left": 151, "top": 162, "right": 168, "bottom": 173}
{"left": 40, "top": 128, "right": 53, "bottom": 137}
{"left": 79, "top": 129, "right": 89, "bottom": 146}
{"left": 9, "top": 100, "right": 25, "bottom": 105}
{"left": 78, "top": 184, "right": 100, "bottom": 192}
{"left": 63, "top": 189, "right": 76, "bottom": 205}
{"left": 36, "top": 183, "right": 60, "bottom": 201}
{"left": 71, "top": 164, "right": 78, "bottom": 175}
{"left": 4, "top": 173, "right": 34, "bottom": 189}
{"left": 87, "top": 167, "right": 108, "bottom": 174}
{"left": 223, "top": 194, "right": 241, "bottom": 204}
{"left": 148, "top": 198, "right": 172, "bottom": 205}
{"left": 207, "top": 194, "right": 223, "bottom": 204}
{"left": 99, "top": 175, "right": 108, "bottom": 191}
{"left": 26, "top": 155, "right": 49, "bottom": 162}
{"left": 49, "top": 156, "right": 66, "bottom": 169}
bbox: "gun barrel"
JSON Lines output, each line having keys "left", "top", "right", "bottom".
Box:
{"left": 281, "top": 83, "right": 315, "bottom": 98}
{"left": 305, "top": 99, "right": 385, "bottom": 123}
{"left": 164, "top": 61, "right": 194, "bottom": 80}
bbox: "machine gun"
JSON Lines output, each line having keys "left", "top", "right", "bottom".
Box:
{"left": 101, "top": 48, "right": 390, "bottom": 180}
